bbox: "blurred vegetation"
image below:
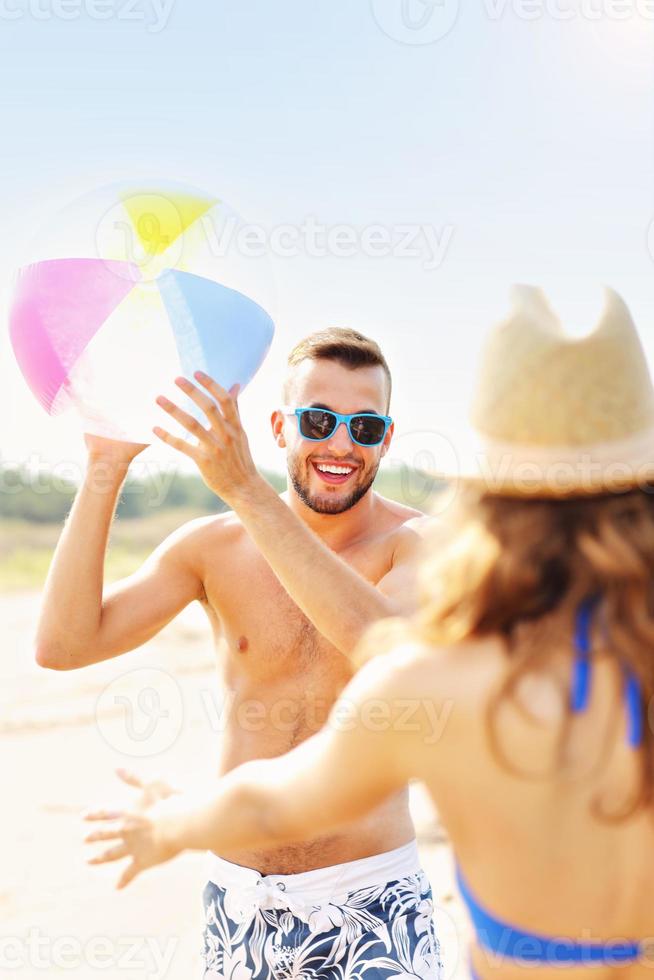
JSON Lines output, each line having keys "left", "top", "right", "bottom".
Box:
{"left": 0, "top": 463, "right": 442, "bottom": 591}
{"left": 0, "top": 465, "right": 287, "bottom": 523}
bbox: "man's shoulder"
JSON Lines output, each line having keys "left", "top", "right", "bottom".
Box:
{"left": 171, "top": 508, "right": 247, "bottom": 552}
{"left": 373, "top": 492, "right": 426, "bottom": 525}
{"left": 373, "top": 494, "right": 438, "bottom": 548}
{"left": 167, "top": 511, "right": 249, "bottom": 603}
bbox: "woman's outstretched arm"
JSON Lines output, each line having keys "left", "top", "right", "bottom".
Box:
{"left": 83, "top": 644, "right": 439, "bottom": 889}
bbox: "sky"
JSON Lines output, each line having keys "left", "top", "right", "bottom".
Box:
{"left": 1, "top": 2, "right": 653, "bottom": 484}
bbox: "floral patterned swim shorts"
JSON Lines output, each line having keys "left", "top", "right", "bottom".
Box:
{"left": 202, "top": 841, "right": 442, "bottom": 979}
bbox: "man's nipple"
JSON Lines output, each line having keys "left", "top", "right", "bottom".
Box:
{"left": 237, "top": 635, "right": 249, "bottom": 653}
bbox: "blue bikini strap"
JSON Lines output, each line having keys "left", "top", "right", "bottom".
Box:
{"left": 571, "top": 596, "right": 643, "bottom": 748}
{"left": 570, "top": 595, "right": 598, "bottom": 712}
{"left": 624, "top": 668, "right": 644, "bottom": 749}
{"left": 455, "top": 864, "right": 643, "bottom": 964}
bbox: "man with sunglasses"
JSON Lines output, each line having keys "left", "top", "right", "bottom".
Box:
{"left": 38, "top": 328, "right": 440, "bottom": 979}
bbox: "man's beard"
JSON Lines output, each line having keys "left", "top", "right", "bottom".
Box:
{"left": 288, "top": 455, "right": 379, "bottom": 514}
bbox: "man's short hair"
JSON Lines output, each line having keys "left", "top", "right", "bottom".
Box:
{"left": 284, "top": 327, "right": 392, "bottom": 410}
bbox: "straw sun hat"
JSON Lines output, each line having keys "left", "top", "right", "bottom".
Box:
{"left": 434, "top": 286, "right": 654, "bottom": 497}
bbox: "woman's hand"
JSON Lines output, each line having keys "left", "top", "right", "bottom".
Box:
{"left": 112, "top": 767, "right": 180, "bottom": 811}
{"left": 82, "top": 768, "right": 184, "bottom": 889}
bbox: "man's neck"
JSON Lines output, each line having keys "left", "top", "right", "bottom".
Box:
{"left": 282, "top": 486, "right": 377, "bottom": 551}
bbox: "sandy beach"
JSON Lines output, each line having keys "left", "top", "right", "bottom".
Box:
{"left": 1, "top": 590, "right": 468, "bottom": 980}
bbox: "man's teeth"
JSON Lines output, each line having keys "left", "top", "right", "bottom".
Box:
{"left": 316, "top": 464, "right": 354, "bottom": 475}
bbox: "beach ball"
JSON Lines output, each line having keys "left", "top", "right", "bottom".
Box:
{"left": 8, "top": 180, "right": 275, "bottom": 443}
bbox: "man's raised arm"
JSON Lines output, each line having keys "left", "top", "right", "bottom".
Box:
{"left": 35, "top": 449, "right": 205, "bottom": 671}
{"left": 232, "top": 481, "right": 429, "bottom": 659}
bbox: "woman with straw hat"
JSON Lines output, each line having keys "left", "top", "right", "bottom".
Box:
{"left": 85, "top": 286, "right": 654, "bottom": 980}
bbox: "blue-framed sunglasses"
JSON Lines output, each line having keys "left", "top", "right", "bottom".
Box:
{"left": 281, "top": 406, "right": 393, "bottom": 447}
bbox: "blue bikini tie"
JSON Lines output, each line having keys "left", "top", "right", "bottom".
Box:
{"left": 571, "top": 596, "right": 643, "bottom": 748}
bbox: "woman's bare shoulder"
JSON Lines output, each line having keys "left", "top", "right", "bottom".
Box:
{"left": 361, "top": 635, "right": 507, "bottom": 706}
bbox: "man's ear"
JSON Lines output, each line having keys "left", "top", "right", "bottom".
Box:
{"left": 379, "top": 421, "right": 394, "bottom": 459}
{"left": 271, "top": 409, "right": 286, "bottom": 448}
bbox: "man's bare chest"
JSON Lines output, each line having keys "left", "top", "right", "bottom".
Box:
{"left": 200, "top": 534, "right": 393, "bottom": 679}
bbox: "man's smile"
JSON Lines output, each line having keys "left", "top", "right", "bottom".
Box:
{"left": 310, "top": 460, "right": 358, "bottom": 485}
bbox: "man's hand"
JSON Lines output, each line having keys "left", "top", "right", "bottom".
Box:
{"left": 84, "top": 433, "right": 149, "bottom": 465}
{"left": 82, "top": 768, "right": 184, "bottom": 889}
{"left": 153, "top": 373, "right": 262, "bottom": 507}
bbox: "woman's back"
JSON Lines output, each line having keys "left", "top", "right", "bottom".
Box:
{"left": 410, "top": 626, "right": 654, "bottom": 980}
